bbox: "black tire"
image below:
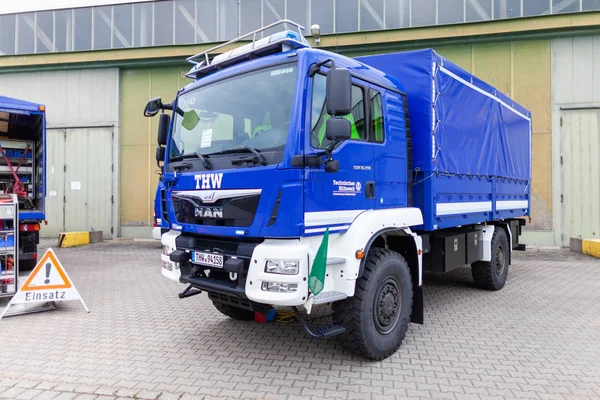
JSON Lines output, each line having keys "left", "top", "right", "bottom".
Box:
{"left": 212, "top": 301, "right": 255, "bottom": 321}
{"left": 471, "top": 227, "right": 509, "bottom": 290}
{"left": 19, "top": 260, "right": 36, "bottom": 272}
{"left": 332, "top": 248, "right": 413, "bottom": 361}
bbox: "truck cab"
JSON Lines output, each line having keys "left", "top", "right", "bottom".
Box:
{"left": 147, "top": 20, "right": 529, "bottom": 360}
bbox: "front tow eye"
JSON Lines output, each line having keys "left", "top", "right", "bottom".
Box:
{"left": 229, "top": 272, "right": 238, "bottom": 281}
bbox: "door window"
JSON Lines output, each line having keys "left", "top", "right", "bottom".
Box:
{"left": 370, "top": 90, "right": 384, "bottom": 143}
{"left": 310, "top": 74, "right": 367, "bottom": 149}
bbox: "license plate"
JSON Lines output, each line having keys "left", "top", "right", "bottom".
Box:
{"left": 192, "top": 252, "right": 224, "bottom": 268}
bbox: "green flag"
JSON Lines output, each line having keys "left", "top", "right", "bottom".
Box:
{"left": 308, "top": 228, "right": 329, "bottom": 295}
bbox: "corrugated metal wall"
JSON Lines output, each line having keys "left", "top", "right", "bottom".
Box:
{"left": 0, "top": 69, "right": 119, "bottom": 127}
{"left": 44, "top": 127, "right": 114, "bottom": 237}
{"left": 552, "top": 35, "right": 600, "bottom": 246}
{"left": 120, "top": 66, "right": 189, "bottom": 238}
{"left": 0, "top": 68, "right": 119, "bottom": 237}
{"left": 560, "top": 109, "right": 600, "bottom": 245}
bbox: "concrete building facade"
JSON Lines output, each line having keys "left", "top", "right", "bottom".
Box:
{"left": 0, "top": 0, "right": 598, "bottom": 244}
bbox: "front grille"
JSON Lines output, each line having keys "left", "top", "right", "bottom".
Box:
{"left": 173, "top": 195, "right": 259, "bottom": 227}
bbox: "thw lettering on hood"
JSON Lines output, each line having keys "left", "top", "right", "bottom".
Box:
{"left": 194, "top": 173, "right": 223, "bottom": 189}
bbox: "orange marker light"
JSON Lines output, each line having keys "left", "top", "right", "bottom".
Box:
{"left": 39, "top": 105, "right": 45, "bottom": 112}
{"left": 417, "top": 249, "right": 422, "bottom": 255}
{"left": 355, "top": 250, "right": 365, "bottom": 259}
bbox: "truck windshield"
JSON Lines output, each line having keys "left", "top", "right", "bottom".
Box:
{"left": 169, "top": 64, "right": 297, "bottom": 162}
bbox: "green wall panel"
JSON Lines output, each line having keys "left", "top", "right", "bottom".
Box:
{"left": 120, "top": 65, "right": 190, "bottom": 227}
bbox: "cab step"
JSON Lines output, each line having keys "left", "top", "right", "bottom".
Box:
{"left": 313, "top": 291, "right": 347, "bottom": 305}
{"left": 292, "top": 306, "right": 346, "bottom": 339}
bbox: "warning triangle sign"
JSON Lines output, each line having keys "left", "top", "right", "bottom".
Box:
{"left": 0, "top": 248, "right": 89, "bottom": 319}
{"left": 21, "top": 249, "right": 72, "bottom": 291}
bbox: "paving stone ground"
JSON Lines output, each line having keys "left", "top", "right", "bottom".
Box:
{"left": 0, "top": 240, "right": 599, "bottom": 400}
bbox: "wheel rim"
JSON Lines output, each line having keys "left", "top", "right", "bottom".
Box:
{"left": 374, "top": 277, "right": 402, "bottom": 334}
{"left": 496, "top": 242, "right": 506, "bottom": 276}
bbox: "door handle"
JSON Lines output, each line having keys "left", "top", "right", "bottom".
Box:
{"left": 366, "top": 181, "right": 375, "bottom": 199}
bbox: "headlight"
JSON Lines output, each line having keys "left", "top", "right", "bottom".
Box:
{"left": 261, "top": 282, "right": 298, "bottom": 293}
{"left": 162, "top": 261, "right": 179, "bottom": 271}
{"left": 264, "top": 260, "right": 299, "bottom": 275}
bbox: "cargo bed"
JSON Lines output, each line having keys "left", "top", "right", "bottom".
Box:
{"left": 0, "top": 96, "right": 45, "bottom": 221}
{"left": 358, "top": 49, "right": 531, "bottom": 230}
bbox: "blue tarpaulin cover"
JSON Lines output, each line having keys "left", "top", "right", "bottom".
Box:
{"left": 357, "top": 49, "right": 531, "bottom": 181}
{"left": 0, "top": 95, "right": 43, "bottom": 114}
{"left": 357, "top": 49, "right": 531, "bottom": 230}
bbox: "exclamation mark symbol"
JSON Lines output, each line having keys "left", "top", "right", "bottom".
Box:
{"left": 44, "top": 263, "right": 51, "bottom": 284}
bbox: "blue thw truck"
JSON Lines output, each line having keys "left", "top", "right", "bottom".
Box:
{"left": 149, "top": 20, "right": 530, "bottom": 360}
{"left": 0, "top": 96, "right": 46, "bottom": 269}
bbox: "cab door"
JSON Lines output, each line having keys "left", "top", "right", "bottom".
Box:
{"left": 303, "top": 73, "right": 375, "bottom": 236}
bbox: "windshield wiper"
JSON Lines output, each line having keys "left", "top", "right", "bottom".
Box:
{"left": 170, "top": 152, "right": 212, "bottom": 169}
{"left": 207, "top": 145, "right": 267, "bottom": 166}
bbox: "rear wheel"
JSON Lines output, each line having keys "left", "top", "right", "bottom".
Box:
{"left": 332, "top": 248, "right": 413, "bottom": 361}
{"left": 212, "top": 301, "right": 255, "bottom": 321}
{"left": 471, "top": 227, "right": 509, "bottom": 290}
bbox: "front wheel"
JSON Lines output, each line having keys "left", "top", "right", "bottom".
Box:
{"left": 332, "top": 248, "right": 413, "bottom": 361}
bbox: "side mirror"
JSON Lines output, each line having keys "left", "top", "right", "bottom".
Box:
{"left": 156, "top": 146, "right": 166, "bottom": 164}
{"left": 144, "top": 97, "right": 163, "bottom": 117}
{"left": 158, "top": 113, "right": 170, "bottom": 146}
{"left": 326, "top": 68, "right": 352, "bottom": 116}
{"left": 325, "top": 118, "right": 352, "bottom": 142}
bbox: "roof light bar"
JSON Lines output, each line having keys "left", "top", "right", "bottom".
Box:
{"left": 186, "top": 19, "right": 310, "bottom": 80}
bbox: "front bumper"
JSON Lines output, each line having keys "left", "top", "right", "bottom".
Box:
{"left": 161, "top": 252, "right": 181, "bottom": 281}
{"left": 161, "top": 231, "right": 310, "bottom": 306}
{"left": 245, "top": 239, "right": 309, "bottom": 306}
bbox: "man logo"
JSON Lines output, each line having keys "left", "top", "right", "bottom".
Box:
{"left": 194, "top": 173, "right": 223, "bottom": 189}
{"left": 195, "top": 207, "right": 224, "bottom": 219}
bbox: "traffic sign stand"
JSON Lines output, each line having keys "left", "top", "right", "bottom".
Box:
{"left": 0, "top": 248, "right": 89, "bottom": 318}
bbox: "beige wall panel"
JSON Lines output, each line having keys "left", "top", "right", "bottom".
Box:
{"left": 513, "top": 41, "right": 552, "bottom": 134}
{"left": 120, "top": 144, "right": 152, "bottom": 226}
{"left": 512, "top": 41, "right": 552, "bottom": 230}
{"left": 121, "top": 69, "right": 151, "bottom": 146}
{"left": 435, "top": 46, "right": 473, "bottom": 72}
{"left": 530, "top": 133, "right": 553, "bottom": 230}
{"left": 472, "top": 43, "right": 512, "bottom": 96}
{"left": 434, "top": 41, "right": 552, "bottom": 230}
